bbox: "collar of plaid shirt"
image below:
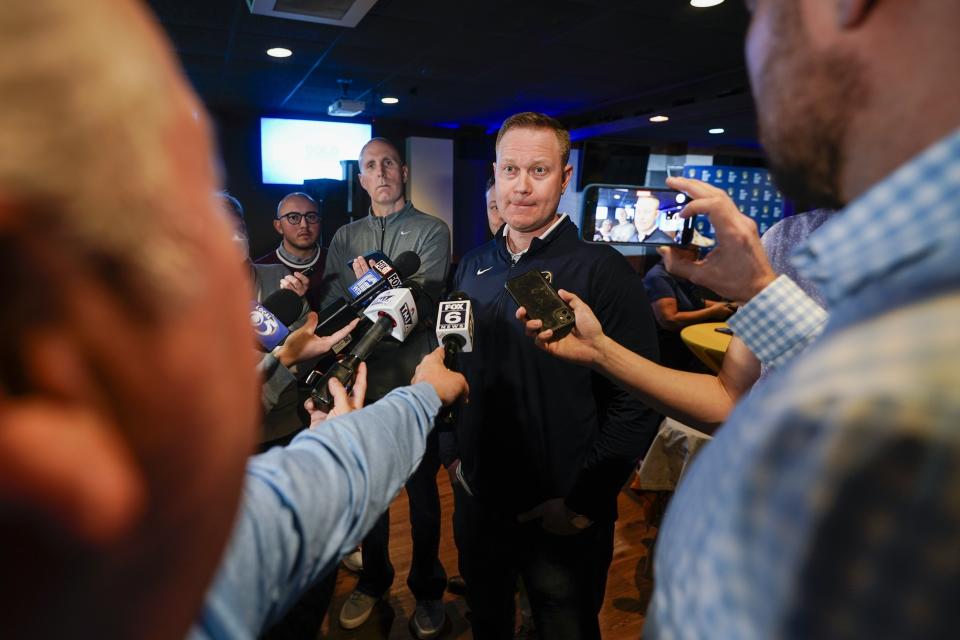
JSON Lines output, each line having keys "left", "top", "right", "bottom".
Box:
{"left": 791, "top": 128, "right": 960, "bottom": 310}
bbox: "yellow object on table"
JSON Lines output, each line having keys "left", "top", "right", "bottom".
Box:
{"left": 680, "top": 322, "right": 732, "bottom": 373}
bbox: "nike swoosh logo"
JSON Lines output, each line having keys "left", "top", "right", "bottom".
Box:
{"left": 476, "top": 266, "right": 493, "bottom": 275}
{"left": 400, "top": 230, "right": 410, "bottom": 235}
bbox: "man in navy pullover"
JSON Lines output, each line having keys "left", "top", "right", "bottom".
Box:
{"left": 443, "top": 112, "right": 661, "bottom": 639}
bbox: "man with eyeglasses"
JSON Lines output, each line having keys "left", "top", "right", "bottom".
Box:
{"left": 255, "top": 191, "right": 326, "bottom": 311}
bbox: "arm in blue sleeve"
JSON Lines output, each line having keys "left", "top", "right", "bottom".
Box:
{"left": 194, "top": 382, "right": 442, "bottom": 639}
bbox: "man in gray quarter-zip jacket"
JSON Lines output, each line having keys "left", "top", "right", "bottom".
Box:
{"left": 320, "top": 137, "right": 452, "bottom": 638}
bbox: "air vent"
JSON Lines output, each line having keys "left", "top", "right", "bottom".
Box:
{"left": 247, "top": 0, "right": 379, "bottom": 27}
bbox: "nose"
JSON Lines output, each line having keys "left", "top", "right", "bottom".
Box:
{"left": 514, "top": 171, "right": 532, "bottom": 195}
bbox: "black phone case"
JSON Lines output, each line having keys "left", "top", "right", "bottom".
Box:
{"left": 504, "top": 270, "right": 575, "bottom": 339}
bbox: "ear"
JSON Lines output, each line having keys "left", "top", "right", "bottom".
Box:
{"left": 560, "top": 164, "right": 574, "bottom": 195}
{"left": 401, "top": 164, "right": 409, "bottom": 184}
{"left": 272, "top": 219, "right": 282, "bottom": 235}
{"left": 0, "top": 401, "right": 145, "bottom": 547}
{"left": 836, "top": 0, "right": 873, "bottom": 28}
{"left": 0, "top": 329, "right": 145, "bottom": 546}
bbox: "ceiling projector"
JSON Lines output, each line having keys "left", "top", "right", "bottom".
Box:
{"left": 328, "top": 99, "right": 365, "bottom": 117}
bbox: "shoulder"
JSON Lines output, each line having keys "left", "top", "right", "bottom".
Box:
{"left": 406, "top": 206, "right": 450, "bottom": 232}
{"left": 253, "top": 263, "right": 289, "bottom": 278}
{"left": 253, "top": 250, "right": 279, "bottom": 265}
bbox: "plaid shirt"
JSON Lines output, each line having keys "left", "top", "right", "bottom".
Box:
{"left": 646, "top": 128, "right": 960, "bottom": 640}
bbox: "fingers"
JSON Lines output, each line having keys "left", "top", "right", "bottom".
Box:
{"left": 515, "top": 305, "right": 527, "bottom": 321}
{"left": 351, "top": 256, "right": 367, "bottom": 279}
{"left": 326, "top": 317, "right": 359, "bottom": 344}
{"left": 351, "top": 363, "right": 368, "bottom": 410}
{"left": 326, "top": 376, "right": 350, "bottom": 412}
{"left": 658, "top": 246, "right": 699, "bottom": 281}
{"left": 304, "top": 311, "right": 319, "bottom": 332}
{"left": 666, "top": 176, "right": 725, "bottom": 200}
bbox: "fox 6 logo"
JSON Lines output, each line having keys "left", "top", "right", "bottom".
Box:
{"left": 440, "top": 302, "right": 466, "bottom": 328}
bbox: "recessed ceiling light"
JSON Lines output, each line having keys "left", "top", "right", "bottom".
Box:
{"left": 650, "top": 115, "right": 669, "bottom": 123}
{"left": 266, "top": 47, "right": 292, "bottom": 58}
{"left": 709, "top": 127, "right": 725, "bottom": 134}
{"left": 690, "top": 0, "right": 725, "bottom": 7}
{"left": 613, "top": 194, "right": 621, "bottom": 199}
{"left": 381, "top": 96, "right": 399, "bottom": 105}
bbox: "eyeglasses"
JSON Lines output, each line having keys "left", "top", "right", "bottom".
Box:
{"left": 278, "top": 211, "right": 320, "bottom": 225}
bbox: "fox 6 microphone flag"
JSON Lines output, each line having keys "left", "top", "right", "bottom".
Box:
{"left": 436, "top": 297, "right": 474, "bottom": 353}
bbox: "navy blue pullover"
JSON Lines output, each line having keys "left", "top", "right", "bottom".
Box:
{"left": 444, "top": 217, "right": 661, "bottom": 522}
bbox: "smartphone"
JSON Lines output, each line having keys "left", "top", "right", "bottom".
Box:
{"left": 504, "top": 270, "right": 575, "bottom": 339}
{"left": 580, "top": 184, "right": 695, "bottom": 246}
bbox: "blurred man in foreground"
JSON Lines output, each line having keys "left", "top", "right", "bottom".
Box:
{"left": 0, "top": 2, "right": 467, "bottom": 638}
{"left": 522, "top": 0, "right": 960, "bottom": 637}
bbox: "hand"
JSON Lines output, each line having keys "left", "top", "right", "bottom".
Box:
{"left": 707, "top": 301, "right": 735, "bottom": 321}
{"left": 275, "top": 313, "right": 360, "bottom": 368}
{"left": 304, "top": 362, "right": 367, "bottom": 427}
{"left": 517, "top": 498, "right": 586, "bottom": 536}
{"left": 412, "top": 346, "right": 469, "bottom": 406}
{"left": 279, "top": 271, "right": 310, "bottom": 297}
{"left": 516, "top": 289, "right": 608, "bottom": 367}
{"left": 659, "top": 176, "right": 776, "bottom": 304}
{"left": 351, "top": 256, "right": 378, "bottom": 280}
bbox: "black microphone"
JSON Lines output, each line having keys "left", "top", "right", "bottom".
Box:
{"left": 314, "top": 251, "right": 421, "bottom": 337}
{"left": 309, "top": 287, "right": 421, "bottom": 411}
{"left": 435, "top": 291, "right": 474, "bottom": 368}
{"left": 251, "top": 288, "right": 302, "bottom": 351}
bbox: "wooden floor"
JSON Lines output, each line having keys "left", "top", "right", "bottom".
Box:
{"left": 317, "top": 469, "right": 666, "bottom": 640}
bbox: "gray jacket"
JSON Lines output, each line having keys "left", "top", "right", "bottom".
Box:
{"left": 320, "top": 201, "right": 451, "bottom": 401}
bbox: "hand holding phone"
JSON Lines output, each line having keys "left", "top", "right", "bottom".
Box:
{"left": 505, "top": 270, "right": 575, "bottom": 339}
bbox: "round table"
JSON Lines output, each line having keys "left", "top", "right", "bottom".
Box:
{"left": 680, "top": 322, "right": 732, "bottom": 373}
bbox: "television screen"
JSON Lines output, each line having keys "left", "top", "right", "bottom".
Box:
{"left": 260, "top": 117, "right": 372, "bottom": 185}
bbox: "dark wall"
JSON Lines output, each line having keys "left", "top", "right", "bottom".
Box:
{"left": 209, "top": 108, "right": 496, "bottom": 262}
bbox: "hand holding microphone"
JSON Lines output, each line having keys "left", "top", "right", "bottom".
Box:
{"left": 304, "top": 362, "right": 368, "bottom": 427}
{"left": 309, "top": 286, "right": 421, "bottom": 412}
{"left": 413, "top": 347, "right": 469, "bottom": 407}
{"left": 436, "top": 291, "right": 474, "bottom": 368}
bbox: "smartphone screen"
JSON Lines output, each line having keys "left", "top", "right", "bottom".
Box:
{"left": 580, "top": 184, "right": 695, "bottom": 246}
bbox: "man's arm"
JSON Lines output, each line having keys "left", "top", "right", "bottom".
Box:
{"left": 726, "top": 275, "right": 827, "bottom": 371}
{"left": 195, "top": 383, "right": 441, "bottom": 638}
{"left": 650, "top": 297, "right": 734, "bottom": 331}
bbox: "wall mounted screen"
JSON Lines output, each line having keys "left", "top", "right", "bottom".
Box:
{"left": 260, "top": 117, "right": 371, "bottom": 185}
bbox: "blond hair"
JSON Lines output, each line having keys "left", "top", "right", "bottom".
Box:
{"left": 495, "top": 112, "right": 571, "bottom": 167}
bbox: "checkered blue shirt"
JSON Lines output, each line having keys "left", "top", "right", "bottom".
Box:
{"left": 646, "top": 128, "right": 960, "bottom": 640}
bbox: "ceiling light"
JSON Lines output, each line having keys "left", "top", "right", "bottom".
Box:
{"left": 649, "top": 115, "right": 669, "bottom": 123}
{"left": 266, "top": 47, "right": 292, "bottom": 58}
{"left": 690, "top": 0, "right": 725, "bottom": 7}
{"left": 381, "top": 96, "right": 399, "bottom": 105}
{"left": 709, "top": 127, "right": 725, "bottom": 134}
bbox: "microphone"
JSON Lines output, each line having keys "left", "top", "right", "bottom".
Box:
{"left": 315, "top": 251, "right": 421, "bottom": 337}
{"left": 309, "top": 287, "right": 420, "bottom": 411}
{"left": 435, "top": 291, "right": 474, "bottom": 368}
{"left": 251, "top": 288, "right": 302, "bottom": 351}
